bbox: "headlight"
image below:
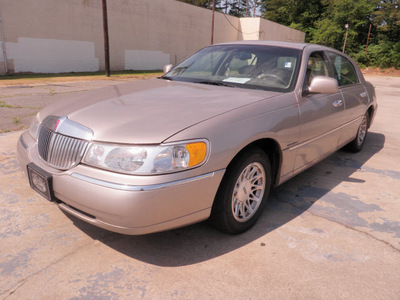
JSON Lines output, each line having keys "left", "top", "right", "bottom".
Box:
{"left": 29, "top": 114, "right": 40, "bottom": 139}
{"left": 83, "top": 140, "right": 208, "bottom": 175}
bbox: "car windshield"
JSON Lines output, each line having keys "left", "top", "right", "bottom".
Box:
{"left": 163, "top": 44, "right": 301, "bottom": 93}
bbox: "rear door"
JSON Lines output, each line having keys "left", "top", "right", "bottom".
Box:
{"left": 326, "top": 51, "right": 369, "bottom": 146}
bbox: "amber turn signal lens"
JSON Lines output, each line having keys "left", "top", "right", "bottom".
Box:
{"left": 186, "top": 142, "right": 207, "bottom": 167}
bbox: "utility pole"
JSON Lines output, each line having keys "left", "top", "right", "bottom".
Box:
{"left": 342, "top": 24, "right": 349, "bottom": 53}
{"left": 365, "top": 24, "right": 372, "bottom": 53}
{"left": 0, "top": 13, "right": 8, "bottom": 74}
{"left": 211, "top": 0, "right": 215, "bottom": 44}
{"left": 102, "top": 0, "right": 110, "bottom": 77}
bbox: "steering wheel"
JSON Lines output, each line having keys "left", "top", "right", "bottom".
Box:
{"left": 258, "top": 74, "right": 286, "bottom": 85}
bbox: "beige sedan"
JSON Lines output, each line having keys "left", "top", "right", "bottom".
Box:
{"left": 17, "top": 41, "right": 377, "bottom": 235}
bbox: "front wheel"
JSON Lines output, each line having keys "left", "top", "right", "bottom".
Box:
{"left": 345, "top": 112, "right": 369, "bottom": 153}
{"left": 209, "top": 147, "right": 272, "bottom": 234}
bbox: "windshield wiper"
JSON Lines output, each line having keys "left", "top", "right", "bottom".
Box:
{"left": 159, "top": 75, "right": 174, "bottom": 80}
{"left": 196, "top": 80, "right": 236, "bottom": 88}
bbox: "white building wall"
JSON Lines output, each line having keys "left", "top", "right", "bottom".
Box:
{"left": 0, "top": 0, "right": 305, "bottom": 75}
{"left": 240, "top": 18, "right": 262, "bottom": 40}
{"left": 5, "top": 38, "right": 99, "bottom": 73}
{"left": 259, "top": 18, "right": 305, "bottom": 42}
{"left": 125, "top": 50, "right": 170, "bottom": 71}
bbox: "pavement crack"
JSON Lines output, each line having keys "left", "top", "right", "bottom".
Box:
{"left": 306, "top": 209, "right": 400, "bottom": 253}
{"left": 0, "top": 156, "right": 13, "bottom": 162}
{"left": 2, "top": 240, "right": 95, "bottom": 299}
{"left": 0, "top": 89, "right": 88, "bottom": 99}
{"left": 275, "top": 196, "right": 400, "bottom": 254}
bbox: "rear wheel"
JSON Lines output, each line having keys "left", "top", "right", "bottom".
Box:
{"left": 210, "top": 147, "right": 271, "bottom": 234}
{"left": 345, "top": 112, "right": 369, "bottom": 153}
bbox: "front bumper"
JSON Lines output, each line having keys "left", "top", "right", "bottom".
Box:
{"left": 17, "top": 131, "right": 225, "bottom": 235}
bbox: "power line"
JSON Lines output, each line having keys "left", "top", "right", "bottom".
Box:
{"left": 222, "top": 13, "right": 260, "bottom": 35}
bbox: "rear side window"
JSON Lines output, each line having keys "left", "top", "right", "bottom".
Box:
{"left": 327, "top": 52, "right": 359, "bottom": 86}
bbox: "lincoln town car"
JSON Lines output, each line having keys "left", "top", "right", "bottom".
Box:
{"left": 17, "top": 41, "right": 377, "bottom": 235}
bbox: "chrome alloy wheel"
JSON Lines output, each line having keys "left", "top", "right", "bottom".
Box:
{"left": 357, "top": 115, "right": 368, "bottom": 147}
{"left": 232, "top": 162, "right": 266, "bottom": 222}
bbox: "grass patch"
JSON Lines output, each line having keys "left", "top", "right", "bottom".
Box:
{"left": 362, "top": 67, "right": 400, "bottom": 77}
{"left": 0, "top": 70, "right": 163, "bottom": 81}
{"left": 0, "top": 101, "right": 21, "bottom": 108}
{"left": 0, "top": 70, "right": 164, "bottom": 87}
{"left": 0, "top": 100, "right": 40, "bottom": 110}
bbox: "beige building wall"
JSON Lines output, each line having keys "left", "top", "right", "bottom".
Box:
{"left": 239, "top": 18, "right": 305, "bottom": 42}
{"left": 0, "top": 0, "right": 305, "bottom": 75}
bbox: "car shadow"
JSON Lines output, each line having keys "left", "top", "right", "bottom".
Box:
{"left": 66, "top": 131, "right": 385, "bottom": 267}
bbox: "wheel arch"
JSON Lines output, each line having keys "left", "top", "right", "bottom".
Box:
{"left": 366, "top": 105, "right": 375, "bottom": 128}
{"left": 226, "top": 138, "right": 282, "bottom": 187}
{"left": 209, "top": 137, "right": 281, "bottom": 233}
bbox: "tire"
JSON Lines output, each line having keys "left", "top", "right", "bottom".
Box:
{"left": 209, "top": 147, "right": 272, "bottom": 234}
{"left": 345, "top": 112, "right": 369, "bottom": 153}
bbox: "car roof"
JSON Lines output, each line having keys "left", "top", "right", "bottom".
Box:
{"left": 214, "top": 40, "right": 344, "bottom": 54}
{"left": 215, "top": 40, "right": 309, "bottom": 50}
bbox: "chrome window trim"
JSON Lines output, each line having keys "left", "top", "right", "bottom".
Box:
{"left": 71, "top": 169, "right": 225, "bottom": 192}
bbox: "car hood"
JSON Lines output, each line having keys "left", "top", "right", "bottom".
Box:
{"left": 40, "top": 79, "right": 280, "bottom": 144}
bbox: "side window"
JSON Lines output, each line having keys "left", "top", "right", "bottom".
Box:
{"left": 327, "top": 52, "right": 359, "bottom": 86}
{"left": 305, "top": 52, "right": 335, "bottom": 87}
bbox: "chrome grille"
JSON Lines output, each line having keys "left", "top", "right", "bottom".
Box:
{"left": 37, "top": 125, "right": 89, "bottom": 170}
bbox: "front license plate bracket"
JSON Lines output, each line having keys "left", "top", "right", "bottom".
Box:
{"left": 27, "top": 163, "right": 55, "bottom": 201}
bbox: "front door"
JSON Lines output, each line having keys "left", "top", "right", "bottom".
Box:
{"left": 294, "top": 51, "right": 344, "bottom": 171}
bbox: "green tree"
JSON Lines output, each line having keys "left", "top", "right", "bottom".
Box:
{"left": 312, "top": 0, "right": 375, "bottom": 52}
{"left": 261, "top": 0, "right": 325, "bottom": 40}
{"left": 372, "top": 0, "right": 400, "bottom": 41}
{"left": 182, "top": 0, "right": 400, "bottom": 68}
{"left": 350, "top": 0, "right": 400, "bottom": 68}
{"left": 228, "top": 0, "right": 248, "bottom": 17}
{"left": 178, "top": 0, "right": 258, "bottom": 17}
{"left": 177, "top": 0, "right": 214, "bottom": 9}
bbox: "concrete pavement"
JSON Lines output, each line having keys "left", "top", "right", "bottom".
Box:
{"left": 0, "top": 78, "right": 133, "bottom": 132}
{"left": 0, "top": 76, "right": 399, "bottom": 299}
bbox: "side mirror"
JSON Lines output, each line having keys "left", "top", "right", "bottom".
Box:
{"left": 163, "top": 64, "right": 173, "bottom": 74}
{"left": 306, "top": 76, "right": 339, "bottom": 95}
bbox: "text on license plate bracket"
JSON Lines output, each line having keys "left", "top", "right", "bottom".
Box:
{"left": 27, "top": 163, "right": 55, "bottom": 201}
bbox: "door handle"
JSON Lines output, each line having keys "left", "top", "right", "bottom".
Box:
{"left": 360, "top": 92, "right": 368, "bottom": 98}
{"left": 332, "top": 99, "right": 343, "bottom": 107}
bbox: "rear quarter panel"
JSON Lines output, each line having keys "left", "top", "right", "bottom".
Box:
{"left": 364, "top": 81, "right": 378, "bottom": 125}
